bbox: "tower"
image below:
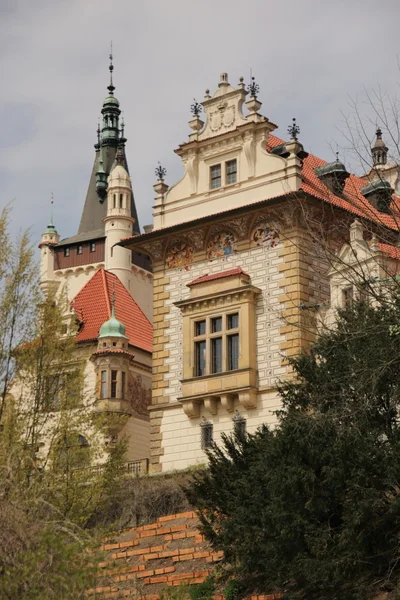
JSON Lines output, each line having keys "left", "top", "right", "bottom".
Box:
{"left": 104, "top": 147, "right": 135, "bottom": 291}
{"left": 38, "top": 208, "right": 60, "bottom": 294}
{"left": 372, "top": 127, "right": 388, "bottom": 167}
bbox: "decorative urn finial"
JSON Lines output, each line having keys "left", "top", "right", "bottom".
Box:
{"left": 288, "top": 118, "right": 300, "bottom": 141}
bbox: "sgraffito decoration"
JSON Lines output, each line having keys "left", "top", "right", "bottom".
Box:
{"left": 166, "top": 241, "right": 194, "bottom": 270}
{"left": 251, "top": 221, "right": 280, "bottom": 248}
{"left": 207, "top": 231, "right": 237, "bottom": 261}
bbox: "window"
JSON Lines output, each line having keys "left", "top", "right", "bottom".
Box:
{"left": 210, "top": 164, "right": 221, "bottom": 189}
{"left": 195, "top": 340, "right": 206, "bottom": 376}
{"left": 46, "top": 375, "right": 61, "bottom": 410}
{"left": 64, "top": 247, "right": 70, "bottom": 257}
{"left": 193, "top": 313, "right": 240, "bottom": 376}
{"left": 90, "top": 242, "right": 96, "bottom": 252}
{"left": 233, "top": 412, "right": 246, "bottom": 440}
{"left": 211, "top": 337, "right": 222, "bottom": 373}
{"left": 226, "top": 159, "right": 237, "bottom": 185}
{"left": 228, "top": 313, "right": 239, "bottom": 329}
{"left": 113, "top": 194, "right": 117, "bottom": 208}
{"left": 111, "top": 370, "right": 118, "bottom": 398}
{"left": 101, "top": 370, "right": 107, "bottom": 399}
{"left": 211, "top": 317, "right": 222, "bottom": 333}
{"left": 228, "top": 334, "right": 239, "bottom": 371}
{"left": 200, "top": 419, "right": 213, "bottom": 449}
{"left": 120, "top": 194, "right": 123, "bottom": 208}
{"left": 54, "top": 433, "right": 90, "bottom": 471}
{"left": 121, "top": 372, "right": 126, "bottom": 398}
{"left": 195, "top": 320, "right": 206, "bottom": 336}
{"left": 77, "top": 245, "right": 83, "bottom": 255}
{"left": 343, "top": 287, "right": 354, "bottom": 307}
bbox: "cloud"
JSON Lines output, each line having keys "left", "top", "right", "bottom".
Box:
{"left": 0, "top": 0, "right": 399, "bottom": 240}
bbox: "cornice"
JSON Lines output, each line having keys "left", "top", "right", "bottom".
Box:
{"left": 174, "top": 284, "right": 261, "bottom": 313}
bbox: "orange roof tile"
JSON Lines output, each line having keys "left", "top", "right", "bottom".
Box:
{"left": 73, "top": 269, "right": 152, "bottom": 353}
{"left": 267, "top": 134, "right": 400, "bottom": 229}
{"left": 188, "top": 267, "right": 247, "bottom": 286}
{"left": 377, "top": 242, "right": 400, "bottom": 260}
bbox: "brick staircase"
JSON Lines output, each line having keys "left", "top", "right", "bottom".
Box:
{"left": 90, "top": 511, "right": 281, "bottom": 600}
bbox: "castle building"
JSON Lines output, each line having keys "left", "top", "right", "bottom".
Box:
{"left": 122, "top": 73, "right": 400, "bottom": 473}
{"left": 37, "top": 57, "right": 153, "bottom": 468}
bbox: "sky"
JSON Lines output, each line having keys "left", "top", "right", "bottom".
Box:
{"left": 0, "top": 0, "right": 399, "bottom": 243}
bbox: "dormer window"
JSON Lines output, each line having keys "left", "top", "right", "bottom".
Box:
{"left": 226, "top": 159, "right": 237, "bottom": 185}
{"left": 210, "top": 164, "right": 221, "bottom": 189}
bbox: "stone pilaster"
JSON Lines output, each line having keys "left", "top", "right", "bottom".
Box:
{"left": 149, "top": 267, "right": 170, "bottom": 473}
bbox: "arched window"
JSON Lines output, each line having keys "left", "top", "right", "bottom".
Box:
{"left": 54, "top": 432, "right": 90, "bottom": 471}
{"left": 119, "top": 193, "right": 123, "bottom": 208}
{"left": 113, "top": 194, "right": 117, "bottom": 208}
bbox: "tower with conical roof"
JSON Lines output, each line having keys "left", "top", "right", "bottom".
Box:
{"left": 372, "top": 127, "right": 388, "bottom": 167}
{"left": 77, "top": 51, "right": 140, "bottom": 238}
{"left": 38, "top": 51, "right": 153, "bottom": 322}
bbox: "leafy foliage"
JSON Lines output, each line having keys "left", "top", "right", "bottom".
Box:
{"left": 186, "top": 298, "right": 400, "bottom": 600}
{"left": 0, "top": 209, "right": 127, "bottom": 598}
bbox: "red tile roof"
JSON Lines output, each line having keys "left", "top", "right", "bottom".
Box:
{"left": 267, "top": 134, "right": 400, "bottom": 229}
{"left": 72, "top": 269, "right": 152, "bottom": 353}
{"left": 188, "top": 267, "right": 247, "bottom": 286}
{"left": 377, "top": 242, "right": 400, "bottom": 260}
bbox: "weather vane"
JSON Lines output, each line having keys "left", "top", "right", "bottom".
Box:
{"left": 288, "top": 118, "right": 300, "bottom": 141}
{"left": 247, "top": 76, "right": 259, "bottom": 98}
{"left": 190, "top": 99, "right": 202, "bottom": 117}
{"left": 155, "top": 162, "right": 167, "bottom": 181}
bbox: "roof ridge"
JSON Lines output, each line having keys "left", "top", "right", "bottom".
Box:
{"left": 104, "top": 269, "right": 153, "bottom": 329}
{"left": 102, "top": 269, "right": 111, "bottom": 318}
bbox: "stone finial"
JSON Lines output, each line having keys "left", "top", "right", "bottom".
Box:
{"left": 349, "top": 219, "right": 364, "bottom": 244}
{"left": 218, "top": 72, "right": 230, "bottom": 88}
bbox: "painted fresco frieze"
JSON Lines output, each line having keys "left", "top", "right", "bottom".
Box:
{"left": 207, "top": 231, "right": 237, "bottom": 261}
{"left": 166, "top": 240, "right": 194, "bottom": 270}
{"left": 251, "top": 221, "right": 280, "bottom": 248}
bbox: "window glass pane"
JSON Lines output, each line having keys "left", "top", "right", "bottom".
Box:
{"left": 111, "top": 370, "right": 118, "bottom": 398}
{"left": 211, "top": 337, "right": 222, "bottom": 373}
{"left": 233, "top": 413, "right": 246, "bottom": 440}
{"left": 211, "top": 317, "right": 222, "bottom": 332}
{"left": 195, "top": 340, "right": 206, "bottom": 376}
{"left": 201, "top": 421, "right": 213, "bottom": 449}
{"left": 228, "top": 313, "right": 239, "bottom": 329}
{"left": 121, "top": 372, "right": 126, "bottom": 397}
{"left": 195, "top": 320, "right": 206, "bottom": 336}
{"left": 228, "top": 334, "right": 239, "bottom": 370}
{"left": 226, "top": 159, "right": 237, "bottom": 185}
{"left": 210, "top": 164, "right": 221, "bottom": 189}
{"left": 101, "top": 371, "right": 107, "bottom": 398}
{"left": 343, "top": 287, "right": 354, "bottom": 307}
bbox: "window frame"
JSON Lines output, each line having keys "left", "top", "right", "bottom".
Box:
{"left": 210, "top": 163, "right": 222, "bottom": 189}
{"left": 192, "top": 311, "right": 240, "bottom": 377}
{"left": 226, "top": 159, "right": 237, "bottom": 185}
{"left": 342, "top": 286, "right": 354, "bottom": 307}
{"left": 77, "top": 244, "right": 83, "bottom": 255}
{"left": 200, "top": 420, "right": 213, "bottom": 450}
{"left": 90, "top": 242, "right": 96, "bottom": 252}
{"left": 64, "top": 247, "right": 70, "bottom": 257}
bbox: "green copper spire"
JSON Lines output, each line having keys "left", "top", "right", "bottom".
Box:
{"left": 101, "top": 46, "right": 121, "bottom": 145}
{"left": 45, "top": 194, "right": 58, "bottom": 234}
{"left": 98, "top": 289, "right": 128, "bottom": 339}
